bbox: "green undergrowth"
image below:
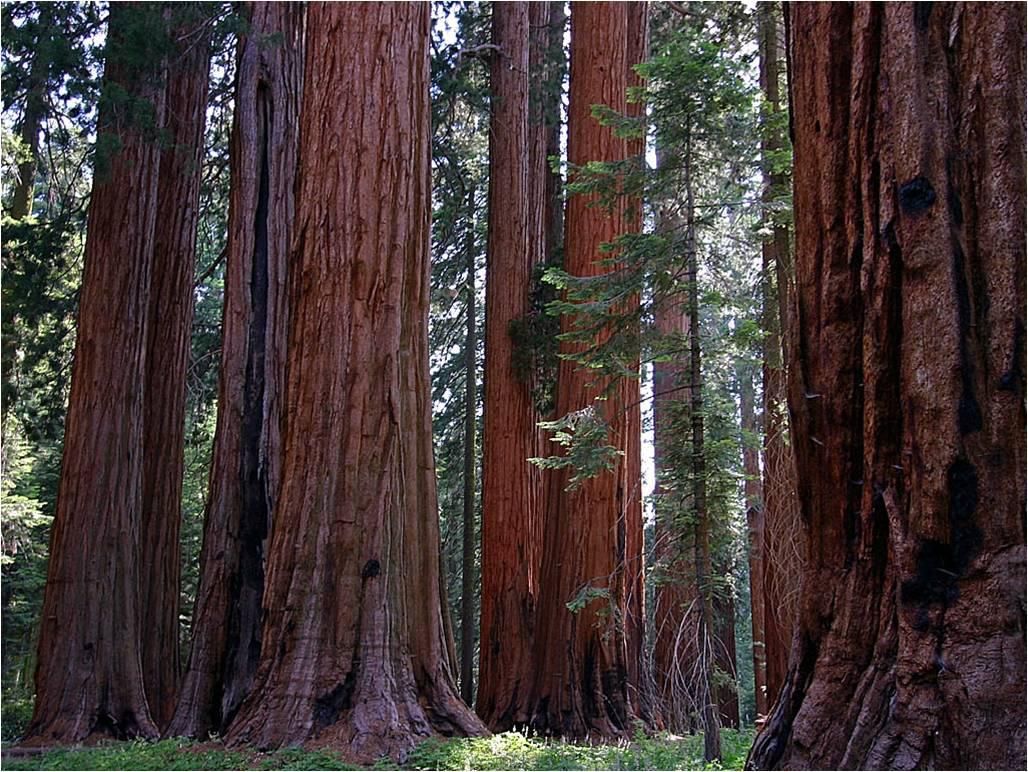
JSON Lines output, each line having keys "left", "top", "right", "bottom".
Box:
{"left": 1, "top": 729, "right": 753, "bottom": 771}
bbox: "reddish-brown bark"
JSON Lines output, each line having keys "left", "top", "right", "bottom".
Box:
{"left": 749, "top": 4, "right": 1026, "bottom": 768}
{"left": 756, "top": 1, "right": 801, "bottom": 713}
{"left": 622, "top": 1, "right": 649, "bottom": 723}
{"left": 527, "top": 1, "right": 646, "bottom": 739}
{"left": 167, "top": 2, "right": 302, "bottom": 739}
{"left": 477, "top": 1, "right": 539, "bottom": 732}
{"left": 140, "top": 10, "right": 212, "bottom": 730}
{"left": 22, "top": 2, "right": 166, "bottom": 744}
{"left": 224, "top": 4, "right": 484, "bottom": 761}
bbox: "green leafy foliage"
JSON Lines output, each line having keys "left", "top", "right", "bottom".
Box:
{"left": 531, "top": 407, "right": 624, "bottom": 490}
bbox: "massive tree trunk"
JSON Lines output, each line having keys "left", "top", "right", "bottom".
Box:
{"left": 527, "top": 1, "right": 646, "bottom": 739}
{"left": 756, "top": 0, "right": 801, "bottom": 712}
{"left": 749, "top": 4, "right": 1026, "bottom": 769}
{"left": 477, "top": 0, "right": 539, "bottom": 732}
{"left": 140, "top": 8, "right": 212, "bottom": 730}
{"left": 224, "top": 4, "right": 485, "bottom": 761}
{"left": 167, "top": 2, "right": 302, "bottom": 739}
{"left": 22, "top": 2, "right": 167, "bottom": 744}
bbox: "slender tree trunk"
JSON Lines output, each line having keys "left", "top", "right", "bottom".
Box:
{"left": 651, "top": 144, "right": 697, "bottom": 735}
{"left": 623, "top": 1, "right": 650, "bottom": 724}
{"left": 749, "top": 5, "right": 1026, "bottom": 768}
{"left": 22, "top": 3, "right": 167, "bottom": 744}
{"left": 224, "top": 4, "right": 485, "bottom": 761}
{"left": 739, "top": 365, "right": 768, "bottom": 720}
{"left": 9, "top": 5, "right": 52, "bottom": 220}
{"left": 756, "top": 0, "right": 801, "bottom": 712}
{"left": 141, "top": 8, "right": 212, "bottom": 730}
{"left": 527, "top": 1, "right": 646, "bottom": 739}
{"left": 685, "top": 147, "right": 721, "bottom": 763}
{"left": 478, "top": 2, "right": 538, "bottom": 731}
{"left": 167, "top": 2, "right": 302, "bottom": 739}
{"left": 460, "top": 184, "right": 477, "bottom": 707}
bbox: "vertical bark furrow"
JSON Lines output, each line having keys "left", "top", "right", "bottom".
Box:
{"left": 478, "top": 1, "right": 538, "bottom": 732}
{"left": 527, "top": 1, "right": 648, "bottom": 740}
{"left": 141, "top": 7, "right": 213, "bottom": 729}
{"left": 24, "top": 2, "right": 167, "bottom": 744}
{"left": 224, "top": 4, "right": 484, "bottom": 760}
{"left": 167, "top": 2, "right": 302, "bottom": 739}
{"left": 749, "top": 5, "right": 1025, "bottom": 769}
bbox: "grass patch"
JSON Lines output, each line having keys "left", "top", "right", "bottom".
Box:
{"left": 1, "top": 730, "right": 753, "bottom": 771}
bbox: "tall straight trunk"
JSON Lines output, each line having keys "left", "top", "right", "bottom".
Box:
{"left": 738, "top": 365, "right": 767, "bottom": 719}
{"left": 756, "top": 0, "right": 801, "bottom": 711}
{"left": 460, "top": 185, "right": 477, "bottom": 706}
{"left": 141, "top": 8, "right": 212, "bottom": 730}
{"left": 623, "top": 1, "right": 649, "bottom": 723}
{"left": 167, "top": 2, "right": 302, "bottom": 739}
{"left": 750, "top": 5, "right": 1025, "bottom": 769}
{"left": 22, "top": 2, "right": 167, "bottom": 744}
{"left": 478, "top": 2, "right": 538, "bottom": 731}
{"left": 9, "top": 5, "right": 52, "bottom": 220}
{"left": 684, "top": 150, "right": 721, "bottom": 763}
{"left": 528, "top": 1, "right": 645, "bottom": 739}
{"left": 224, "top": 4, "right": 484, "bottom": 761}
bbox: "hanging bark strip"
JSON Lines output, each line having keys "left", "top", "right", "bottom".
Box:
{"left": 477, "top": 0, "right": 539, "bottom": 732}
{"left": 22, "top": 2, "right": 167, "bottom": 744}
{"left": 141, "top": 5, "right": 213, "bottom": 730}
{"left": 755, "top": 0, "right": 802, "bottom": 712}
{"left": 527, "top": 1, "right": 647, "bottom": 740}
{"left": 224, "top": 3, "right": 484, "bottom": 761}
{"left": 749, "top": 4, "right": 1026, "bottom": 768}
{"left": 167, "top": 2, "right": 303, "bottom": 739}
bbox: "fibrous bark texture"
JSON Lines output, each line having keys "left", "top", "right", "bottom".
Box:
{"left": 141, "top": 8, "right": 212, "bottom": 730}
{"left": 756, "top": 0, "right": 802, "bottom": 713}
{"left": 22, "top": 2, "right": 166, "bottom": 744}
{"left": 749, "top": 4, "right": 1026, "bottom": 769}
{"left": 527, "top": 1, "right": 647, "bottom": 739}
{"left": 224, "top": 3, "right": 485, "bottom": 761}
{"left": 167, "top": 2, "right": 302, "bottom": 740}
{"left": 477, "top": 0, "right": 539, "bottom": 732}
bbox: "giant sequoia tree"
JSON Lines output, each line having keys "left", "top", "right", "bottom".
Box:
{"left": 23, "top": 3, "right": 167, "bottom": 743}
{"left": 223, "top": 3, "right": 484, "bottom": 760}
{"left": 141, "top": 5, "right": 213, "bottom": 729}
{"left": 527, "top": 1, "right": 648, "bottom": 738}
{"left": 168, "top": 2, "right": 302, "bottom": 739}
{"left": 477, "top": 0, "right": 539, "bottom": 732}
{"left": 749, "top": 4, "right": 1026, "bottom": 769}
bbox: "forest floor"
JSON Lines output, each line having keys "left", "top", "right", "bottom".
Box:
{"left": 0, "top": 729, "right": 754, "bottom": 771}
